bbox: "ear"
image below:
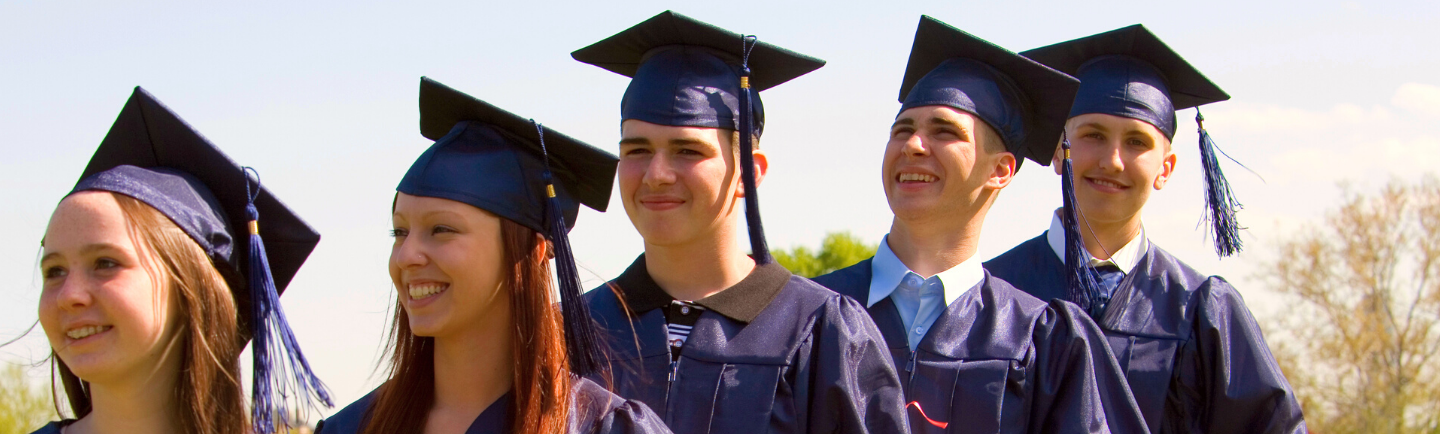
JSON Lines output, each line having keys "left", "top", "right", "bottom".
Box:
{"left": 1052, "top": 139, "right": 1065, "bottom": 176}
{"left": 986, "top": 151, "right": 1016, "bottom": 190}
{"left": 1153, "top": 146, "right": 1177, "bottom": 190}
{"left": 737, "top": 149, "right": 769, "bottom": 198}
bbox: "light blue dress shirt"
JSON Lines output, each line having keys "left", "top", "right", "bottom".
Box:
{"left": 868, "top": 234, "right": 985, "bottom": 351}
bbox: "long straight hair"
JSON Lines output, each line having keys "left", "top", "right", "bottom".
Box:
{"left": 361, "top": 218, "right": 572, "bottom": 434}
{"left": 51, "top": 192, "right": 249, "bottom": 434}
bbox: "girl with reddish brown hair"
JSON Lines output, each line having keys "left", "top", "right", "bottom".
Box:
{"left": 32, "top": 87, "right": 331, "bottom": 434}
{"left": 314, "top": 78, "right": 668, "bottom": 434}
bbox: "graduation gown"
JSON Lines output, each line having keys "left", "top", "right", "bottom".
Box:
{"left": 315, "top": 376, "right": 670, "bottom": 434}
{"left": 812, "top": 260, "right": 1149, "bottom": 434}
{"left": 983, "top": 232, "right": 1306, "bottom": 434}
{"left": 27, "top": 421, "right": 69, "bottom": 434}
{"left": 584, "top": 255, "right": 908, "bottom": 434}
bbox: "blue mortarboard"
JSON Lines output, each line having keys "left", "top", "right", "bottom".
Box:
{"left": 69, "top": 87, "right": 330, "bottom": 432}
{"left": 400, "top": 77, "right": 618, "bottom": 377}
{"left": 897, "top": 15, "right": 1079, "bottom": 170}
{"left": 573, "top": 10, "right": 824, "bottom": 264}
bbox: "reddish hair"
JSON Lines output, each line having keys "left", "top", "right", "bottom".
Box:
{"left": 361, "top": 218, "right": 571, "bottom": 433}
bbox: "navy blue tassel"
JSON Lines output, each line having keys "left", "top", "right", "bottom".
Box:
{"left": 242, "top": 168, "right": 332, "bottom": 433}
{"left": 531, "top": 122, "right": 604, "bottom": 378}
{"left": 1059, "top": 139, "right": 1104, "bottom": 317}
{"left": 737, "top": 35, "right": 771, "bottom": 264}
{"left": 1195, "top": 110, "right": 1244, "bottom": 257}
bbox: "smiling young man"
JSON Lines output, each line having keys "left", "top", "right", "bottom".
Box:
{"left": 572, "top": 11, "right": 907, "bottom": 434}
{"left": 983, "top": 25, "right": 1307, "bottom": 433}
{"left": 811, "top": 17, "right": 1148, "bottom": 434}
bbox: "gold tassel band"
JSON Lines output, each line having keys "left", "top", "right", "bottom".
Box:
{"left": 248, "top": 221, "right": 259, "bottom": 235}
{"left": 546, "top": 184, "right": 556, "bottom": 198}
{"left": 1064, "top": 149, "right": 1070, "bottom": 159}
{"left": 740, "top": 76, "right": 750, "bottom": 89}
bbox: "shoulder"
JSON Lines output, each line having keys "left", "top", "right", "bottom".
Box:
{"left": 570, "top": 377, "right": 670, "bottom": 434}
{"left": 982, "top": 232, "right": 1052, "bottom": 271}
{"left": 315, "top": 388, "right": 380, "bottom": 434}
{"left": 810, "top": 258, "right": 873, "bottom": 302}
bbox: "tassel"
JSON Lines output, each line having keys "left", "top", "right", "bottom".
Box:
{"left": 1195, "top": 110, "right": 1244, "bottom": 257}
{"left": 531, "top": 122, "right": 604, "bottom": 378}
{"left": 243, "top": 168, "right": 333, "bottom": 434}
{"left": 737, "top": 35, "right": 771, "bottom": 264}
{"left": 1059, "top": 139, "right": 1104, "bottom": 318}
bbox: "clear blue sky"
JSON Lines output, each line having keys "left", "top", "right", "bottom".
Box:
{"left": 4, "top": 0, "right": 1439, "bottom": 420}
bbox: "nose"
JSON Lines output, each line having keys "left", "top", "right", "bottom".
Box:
{"left": 902, "top": 132, "right": 930, "bottom": 158}
{"left": 642, "top": 152, "right": 676, "bottom": 189}
{"left": 1097, "top": 139, "right": 1124, "bottom": 173}
{"left": 391, "top": 234, "right": 429, "bottom": 271}
{"left": 51, "top": 274, "right": 94, "bottom": 313}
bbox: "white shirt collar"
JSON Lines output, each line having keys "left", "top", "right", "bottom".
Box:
{"left": 867, "top": 234, "right": 984, "bottom": 308}
{"left": 1045, "top": 210, "right": 1148, "bottom": 273}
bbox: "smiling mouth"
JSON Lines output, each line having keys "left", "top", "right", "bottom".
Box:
{"left": 1085, "top": 177, "right": 1129, "bottom": 190}
{"left": 897, "top": 172, "right": 937, "bottom": 183}
{"left": 408, "top": 283, "right": 449, "bottom": 300}
{"left": 66, "top": 325, "right": 112, "bottom": 340}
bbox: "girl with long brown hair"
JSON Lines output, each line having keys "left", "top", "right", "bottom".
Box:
{"left": 31, "top": 87, "right": 331, "bottom": 434}
{"left": 314, "top": 78, "right": 668, "bottom": 434}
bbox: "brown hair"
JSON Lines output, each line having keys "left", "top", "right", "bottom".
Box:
{"left": 51, "top": 192, "right": 249, "bottom": 434}
{"left": 361, "top": 218, "right": 572, "bottom": 434}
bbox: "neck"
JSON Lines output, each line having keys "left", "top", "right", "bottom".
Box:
{"left": 74, "top": 334, "right": 185, "bottom": 434}
{"left": 431, "top": 303, "right": 514, "bottom": 417}
{"left": 643, "top": 221, "right": 756, "bottom": 301}
{"left": 888, "top": 206, "right": 986, "bottom": 278}
{"left": 1078, "top": 213, "right": 1142, "bottom": 261}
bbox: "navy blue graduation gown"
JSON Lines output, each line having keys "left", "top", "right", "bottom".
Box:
{"left": 584, "top": 256, "right": 908, "bottom": 434}
{"left": 812, "top": 260, "right": 1149, "bottom": 434}
{"left": 315, "top": 377, "right": 669, "bottom": 434}
{"left": 984, "top": 232, "right": 1306, "bottom": 434}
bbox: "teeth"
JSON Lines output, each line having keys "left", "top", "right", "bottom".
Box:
{"left": 66, "top": 325, "right": 110, "bottom": 340}
{"left": 898, "top": 173, "right": 937, "bottom": 183}
{"left": 408, "top": 283, "right": 448, "bottom": 299}
{"left": 1091, "top": 178, "right": 1124, "bottom": 188}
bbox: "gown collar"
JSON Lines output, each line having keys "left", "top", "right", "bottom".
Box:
{"left": 1045, "top": 209, "right": 1148, "bottom": 273}
{"left": 867, "top": 234, "right": 983, "bottom": 308}
{"left": 612, "top": 254, "right": 792, "bottom": 324}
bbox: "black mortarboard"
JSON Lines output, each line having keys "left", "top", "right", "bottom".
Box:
{"left": 400, "top": 77, "right": 617, "bottom": 377}
{"left": 69, "top": 87, "right": 330, "bottom": 432}
{"left": 897, "top": 15, "right": 1079, "bottom": 169}
{"left": 573, "top": 10, "right": 824, "bottom": 264}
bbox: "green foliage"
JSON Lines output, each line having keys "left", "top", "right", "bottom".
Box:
{"left": 0, "top": 363, "right": 51, "bottom": 434}
{"left": 772, "top": 232, "right": 878, "bottom": 278}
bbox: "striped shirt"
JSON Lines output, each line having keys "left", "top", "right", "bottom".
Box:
{"left": 665, "top": 300, "right": 705, "bottom": 361}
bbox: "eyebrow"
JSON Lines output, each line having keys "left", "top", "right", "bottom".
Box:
{"left": 1073, "top": 121, "right": 1109, "bottom": 133}
{"left": 40, "top": 243, "right": 125, "bottom": 264}
{"left": 618, "top": 137, "right": 649, "bottom": 146}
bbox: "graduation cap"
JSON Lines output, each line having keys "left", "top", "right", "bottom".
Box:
{"left": 400, "top": 77, "right": 618, "bottom": 377}
{"left": 572, "top": 10, "right": 825, "bottom": 264}
{"left": 896, "top": 15, "right": 1079, "bottom": 170}
{"left": 69, "top": 87, "right": 330, "bottom": 433}
{"left": 1022, "top": 25, "right": 1241, "bottom": 316}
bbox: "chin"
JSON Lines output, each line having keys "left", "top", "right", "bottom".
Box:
{"left": 406, "top": 316, "right": 447, "bottom": 338}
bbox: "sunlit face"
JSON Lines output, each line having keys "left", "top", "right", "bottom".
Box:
{"left": 617, "top": 120, "right": 765, "bottom": 247}
{"left": 39, "top": 191, "right": 181, "bottom": 385}
{"left": 884, "top": 106, "right": 1014, "bottom": 221}
{"left": 390, "top": 193, "right": 508, "bottom": 338}
{"left": 1055, "top": 113, "right": 1176, "bottom": 226}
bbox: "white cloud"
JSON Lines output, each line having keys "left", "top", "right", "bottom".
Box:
{"left": 1392, "top": 82, "right": 1440, "bottom": 118}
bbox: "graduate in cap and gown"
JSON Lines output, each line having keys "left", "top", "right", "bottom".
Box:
{"left": 572, "top": 11, "right": 908, "bottom": 434}
{"left": 982, "top": 25, "right": 1307, "bottom": 434}
{"left": 314, "top": 78, "right": 670, "bottom": 434}
{"left": 810, "top": 16, "right": 1149, "bottom": 434}
{"left": 32, "top": 87, "right": 331, "bottom": 434}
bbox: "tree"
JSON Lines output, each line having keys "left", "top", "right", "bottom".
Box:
{"left": 1261, "top": 176, "right": 1440, "bottom": 434}
{"left": 772, "top": 232, "right": 878, "bottom": 278}
{"left": 0, "top": 364, "right": 51, "bottom": 434}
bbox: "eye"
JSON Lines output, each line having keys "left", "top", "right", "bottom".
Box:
{"left": 390, "top": 228, "right": 408, "bottom": 238}
{"left": 622, "top": 147, "right": 653, "bottom": 157}
{"left": 94, "top": 258, "right": 119, "bottom": 270}
{"left": 1126, "top": 137, "right": 1152, "bottom": 149}
{"left": 43, "top": 265, "right": 67, "bottom": 280}
{"left": 890, "top": 127, "right": 914, "bottom": 139}
{"left": 1083, "top": 132, "right": 1104, "bottom": 140}
{"left": 676, "top": 148, "right": 703, "bottom": 156}
{"left": 431, "top": 225, "right": 456, "bottom": 235}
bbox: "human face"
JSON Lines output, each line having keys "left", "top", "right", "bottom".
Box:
{"left": 390, "top": 193, "right": 508, "bottom": 338}
{"left": 884, "top": 106, "right": 1014, "bottom": 222}
{"left": 39, "top": 192, "right": 181, "bottom": 385}
{"left": 617, "top": 120, "right": 766, "bottom": 247}
{"left": 1055, "top": 113, "right": 1176, "bottom": 226}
